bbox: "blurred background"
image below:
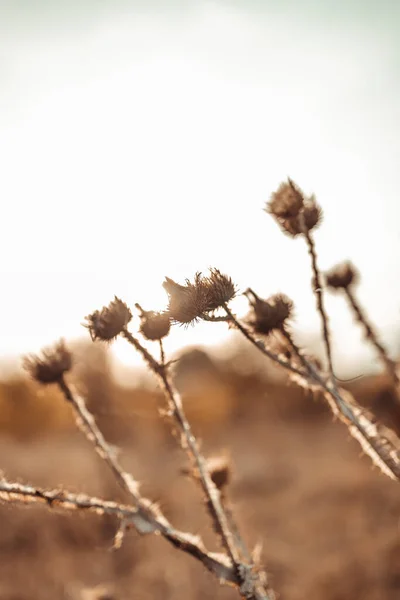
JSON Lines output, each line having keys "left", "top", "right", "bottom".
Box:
{"left": 0, "top": 1, "right": 399, "bottom": 599}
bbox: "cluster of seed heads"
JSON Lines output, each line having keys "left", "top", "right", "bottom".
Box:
{"left": 19, "top": 176, "right": 400, "bottom": 600}
{"left": 265, "top": 178, "right": 322, "bottom": 237}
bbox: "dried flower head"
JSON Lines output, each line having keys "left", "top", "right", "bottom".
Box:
{"left": 266, "top": 178, "right": 304, "bottom": 219}
{"left": 245, "top": 289, "right": 293, "bottom": 335}
{"left": 325, "top": 261, "right": 358, "bottom": 290}
{"left": 302, "top": 196, "right": 323, "bottom": 232}
{"left": 163, "top": 274, "right": 208, "bottom": 324}
{"left": 84, "top": 296, "right": 132, "bottom": 341}
{"left": 135, "top": 303, "right": 171, "bottom": 340}
{"left": 163, "top": 269, "right": 236, "bottom": 325}
{"left": 203, "top": 268, "right": 236, "bottom": 311}
{"left": 23, "top": 339, "right": 72, "bottom": 384}
{"left": 267, "top": 180, "right": 322, "bottom": 237}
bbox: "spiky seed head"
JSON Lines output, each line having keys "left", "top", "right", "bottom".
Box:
{"left": 246, "top": 290, "right": 293, "bottom": 335}
{"left": 325, "top": 261, "right": 358, "bottom": 290}
{"left": 84, "top": 296, "right": 132, "bottom": 341}
{"left": 266, "top": 178, "right": 304, "bottom": 219}
{"left": 135, "top": 303, "right": 171, "bottom": 340}
{"left": 267, "top": 180, "right": 322, "bottom": 237}
{"left": 163, "top": 274, "right": 209, "bottom": 324}
{"left": 163, "top": 269, "right": 236, "bottom": 325}
{"left": 302, "top": 197, "right": 323, "bottom": 232}
{"left": 203, "top": 268, "right": 236, "bottom": 311}
{"left": 23, "top": 339, "right": 72, "bottom": 384}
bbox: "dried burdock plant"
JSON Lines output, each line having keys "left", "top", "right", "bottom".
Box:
{"left": 8, "top": 176, "right": 400, "bottom": 600}
{"left": 266, "top": 178, "right": 304, "bottom": 220}
{"left": 244, "top": 289, "right": 293, "bottom": 336}
{"left": 135, "top": 303, "right": 171, "bottom": 341}
{"left": 23, "top": 341, "right": 263, "bottom": 595}
{"left": 326, "top": 261, "right": 400, "bottom": 396}
{"left": 325, "top": 261, "right": 358, "bottom": 290}
{"left": 86, "top": 300, "right": 274, "bottom": 600}
{"left": 265, "top": 179, "right": 322, "bottom": 237}
{"left": 23, "top": 339, "right": 72, "bottom": 384}
{"left": 223, "top": 298, "right": 400, "bottom": 481}
{"left": 267, "top": 179, "right": 333, "bottom": 386}
{"left": 84, "top": 297, "right": 132, "bottom": 342}
{"left": 163, "top": 269, "right": 236, "bottom": 325}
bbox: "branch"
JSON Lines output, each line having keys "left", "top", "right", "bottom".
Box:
{"left": 223, "top": 308, "right": 400, "bottom": 481}
{"left": 121, "top": 327, "right": 275, "bottom": 600}
{"left": 302, "top": 227, "right": 336, "bottom": 385}
{"left": 0, "top": 478, "right": 239, "bottom": 585}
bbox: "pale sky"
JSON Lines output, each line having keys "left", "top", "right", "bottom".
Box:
{"left": 0, "top": 1, "right": 399, "bottom": 377}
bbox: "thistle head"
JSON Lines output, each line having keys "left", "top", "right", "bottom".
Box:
{"left": 135, "top": 303, "right": 171, "bottom": 341}
{"left": 84, "top": 296, "right": 132, "bottom": 341}
{"left": 325, "top": 261, "right": 358, "bottom": 290}
{"left": 23, "top": 339, "right": 72, "bottom": 384}
{"left": 266, "top": 179, "right": 322, "bottom": 237}
{"left": 267, "top": 178, "right": 304, "bottom": 220}
{"left": 245, "top": 289, "right": 293, "bottom": 335}
{"left": 163, "top": 269, "right": 236, "bottom": 325}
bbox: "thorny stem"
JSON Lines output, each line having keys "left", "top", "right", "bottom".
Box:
{"left": 302, "top": 228, "right": 336, "bottom": 387}
{"left": 58, "top": 377, "right": 142, "bottom": 503}
{"left": 0, "top": 478, "right": 240, "bottom": 586}
{"left": 279, "top": 328, "right": 317, "bottom": 380}
{"left": 222, "top": 304, "right": 308, "bottom": 379}
{"left": 121, "top": 327, "right": 274, "bottom": 600}
{"left": 223, "top": 308, "right": 400, "bottom": 481}
{"left": 345, "top": 287, "right": 400, "bottom": 394}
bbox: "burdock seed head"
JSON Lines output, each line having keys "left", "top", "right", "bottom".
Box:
{"left": 163, "top": 269, "right": 236, "bottom": 325}
{"left": 302, "top": 196, "right": 323, "bottom": 232}
{"left": 163, "top": 274, "right": 208, "bottom": 325}
{"left": 245, "top": 289, "right": 293, "bottom": 335}
{"left": 325, "top": 261, "right": 358, "bottom": 290}
{"left": 23, "top": 339, "right": 72, "bottom": 384}
{"left": 203, "top": 268, "right": 236, "bottom": 311}
{"left": 84, "top": 296, "right": 132, "bottom": 341}
{"left": 266, "top": 178, "right": 304, "bottom": 219}
{"left": 267, "top": 180, "right": 323, "bottom": 237}
{"left": 135, "top": 303, "right": 171, "bottom": 341}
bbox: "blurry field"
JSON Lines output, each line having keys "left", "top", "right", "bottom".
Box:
{"left": 0, "top": 342, "right": 399, "bottom": 600}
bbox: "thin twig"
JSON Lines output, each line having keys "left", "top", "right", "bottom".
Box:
{"left": 222, "top": 304, "right": 308, "bottom": 379}
{"left": 302, "top": 227, "right": 336, "bottom": 385}
{"left": 58, "top": 377, "right": 142, "bottom": 504}
{"left": 121, "top": 327, "right": 274, "bottom": 600}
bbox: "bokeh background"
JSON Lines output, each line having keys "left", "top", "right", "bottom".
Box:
{"left": 0, "top": 1, "right": 399, "bottom": 599}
